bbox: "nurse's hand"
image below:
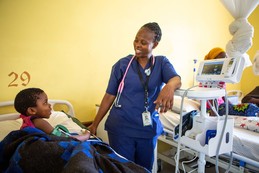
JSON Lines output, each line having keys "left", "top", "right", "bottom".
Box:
{"left": 88, "top": 124, "right": 97, "bottom": 135}
{"left": 154, "top": 84, "right": 174, "bottom": 113}
{"left": 154, "top": 77, "right": 181, "bottom": 113}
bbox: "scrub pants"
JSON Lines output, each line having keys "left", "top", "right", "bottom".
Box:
{"left": 108, "top": 132, "right": 157, "bottom": 172}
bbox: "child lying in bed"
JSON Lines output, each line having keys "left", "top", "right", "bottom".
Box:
{"left": 14, "top": 87, "right": 90, "bottom": 141}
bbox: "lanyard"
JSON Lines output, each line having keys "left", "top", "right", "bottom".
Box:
{"left": 137, "top": 56, "right": 154, "bottom": 111}
{"left": 114, "top": 55, "right": 155, "bottom": 108}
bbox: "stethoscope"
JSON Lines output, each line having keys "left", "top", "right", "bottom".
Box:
{"left": 114, "top": 55, "right": 155, "bottom": 108}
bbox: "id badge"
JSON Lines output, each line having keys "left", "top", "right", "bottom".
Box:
{"left": 142, "top": 111, "right": 152, "bottom": 126}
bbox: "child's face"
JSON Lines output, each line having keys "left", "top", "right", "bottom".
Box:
{"left": 33, "top": 92, "right": 52, "bottom": 118}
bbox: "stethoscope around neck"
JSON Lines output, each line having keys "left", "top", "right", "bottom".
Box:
{"left": 114, "top": 55, "right": 155, "bottom": 108}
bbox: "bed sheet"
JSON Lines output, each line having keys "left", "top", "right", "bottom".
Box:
{"left": 233, "top": 127, "right": 259, "bottom": 162}
{"left": 160, "top": 110, "right": 259, "bottom": 162}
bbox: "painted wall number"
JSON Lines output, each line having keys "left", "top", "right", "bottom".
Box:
{"left": 8, "top": 71, "right": 31, "bottom": 87}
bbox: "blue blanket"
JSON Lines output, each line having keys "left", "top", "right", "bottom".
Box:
{"left": 218, "top": 103, "right": 259, "bottom": 117}
{"left": 0, "top": 127, "right": 149, "bottom": 173}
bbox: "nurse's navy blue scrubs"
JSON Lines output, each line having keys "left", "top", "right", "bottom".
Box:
{"left": 105, "top": 54, "right": 180, "bottom": 171}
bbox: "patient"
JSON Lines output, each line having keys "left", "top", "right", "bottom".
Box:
{"left": 242, "top": 86, "right": 259, "bottom": 106}
{"left": 14, "top": 88, "right": 90, "bottom": 141}
{"left": 204, "top": 47, "right": 227, "bottom": 60}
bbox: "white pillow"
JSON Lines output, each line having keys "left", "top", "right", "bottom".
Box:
{"left": 0, "top": 111, "right": 83, "bottom": 141}
{"left": 0, "top": 118, "right": 22, "bottom": 140}
{"left": 45, "top": 111, "right": 83, "bottom": 134}
{"left": 172, "top": 96, "right": 200, "bottom": 113}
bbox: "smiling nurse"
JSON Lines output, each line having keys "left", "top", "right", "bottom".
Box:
{"left": 88, "top": 22, "right": 181, "bottom": 171}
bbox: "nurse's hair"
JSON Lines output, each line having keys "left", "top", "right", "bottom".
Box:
{"left": 14, "top": 88, "right": 44, "bottom": 115}
{"left": 142, "top": 22, "right": 162, "bottom": 42}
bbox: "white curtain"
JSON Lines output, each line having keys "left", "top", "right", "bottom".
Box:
{"left": 220, "top": 0, "right": 259, "bottom": 68}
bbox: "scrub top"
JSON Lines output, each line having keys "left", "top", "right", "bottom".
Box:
{"left": 105, "top": 54, "right": 180, "bottom": 138}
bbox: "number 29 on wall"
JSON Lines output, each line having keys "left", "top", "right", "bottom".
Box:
{"left": 8, "top": 71, "right": 31, "bottom": 87}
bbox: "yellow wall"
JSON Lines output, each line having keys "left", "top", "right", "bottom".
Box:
{"left": 0, "top": 0, "right": 242, "bottom": 122}
{"left": 241, "top": 7, "right": 259, "bottom": 96}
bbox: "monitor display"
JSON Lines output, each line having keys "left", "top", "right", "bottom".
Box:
{"left": 201, "top": 61, "right": 223, "bottom": 75}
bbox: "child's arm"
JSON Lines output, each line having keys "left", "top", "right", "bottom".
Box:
{"left": 32, "top": 118, "right": 54, "bottom": 134}
{"left": 71, "top": 131, "right": 91, "bottom": 141}
{"left": 33, "top": 118, "right": 90, "bottom": 141}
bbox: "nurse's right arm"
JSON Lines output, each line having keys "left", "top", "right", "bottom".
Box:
{"left": 88, "top": 93, "right": 116, "bottom": 135}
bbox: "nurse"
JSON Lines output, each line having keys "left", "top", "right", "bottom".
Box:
{"left": 88, "top": 22, "right": 181, "bottom": 171}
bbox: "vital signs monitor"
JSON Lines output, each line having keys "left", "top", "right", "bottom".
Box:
{"left": 196, "top": 56, "right": 245, "bottom": 83}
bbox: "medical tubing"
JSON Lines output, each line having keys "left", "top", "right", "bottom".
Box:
{"left": 85, "top": 129, "right": 103, "bottom": 142}
{"left": 223, "top": 95, "right": 233, "bottom": 173}
{"left": 214, "top": 98, "right": 219, "bottom": 112}
{"left": 175, "top": 89, "right": 188, "bottom": 173}
{"left": 207, "top": 101, "right": 220, "bottom": 118}
{"left": 175, "top": 86, "right": 197, "bottom": 173}
{"left": 207, "top": 98, "right": 233, "bottom": 172}
{"left": 91, "top": 134, "right": 103, "bottom": 142}
{"left": 225, "top": 151, "right": 233, "bottom": 173}
{"left": 215, "top": 88, "right": 230, "bottom": 173}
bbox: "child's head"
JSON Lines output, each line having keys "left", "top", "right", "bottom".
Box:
{"left": 204, "top": 47, "right": 226, "bottom": 60}
{"left": 14, "top": 88, "right": 52, "bottom": 118}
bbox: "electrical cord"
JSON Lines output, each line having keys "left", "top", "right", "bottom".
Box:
{"left": 225, "top": 151, "right": 233, "bottom": 173}
{"left": 175, "top": 86, "right": 234, "bottom": 173}
{"left": 174, "top": 148, "right": 198, "bottom": 173}
{"left": 82, "top": 129, "right": 103, "bottom": 142}
{"left": 207, "top": 88, "right": 233, "bottom": 173}
{"left": 181, "top": 149, "right": 198, "bottom": 173}
{"left": 175, "top": 85, "right": 198, "bottom": 173}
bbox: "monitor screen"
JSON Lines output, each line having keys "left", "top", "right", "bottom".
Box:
{"left": 201, "top": 61, "right": 223, "bottom": 75}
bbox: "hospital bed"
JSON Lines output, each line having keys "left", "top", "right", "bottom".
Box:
{"left": 155, "top": 95, "right": 259, "bottom": 173}
{"left": 0, "top": 99, "right": 149, "bottom": 173}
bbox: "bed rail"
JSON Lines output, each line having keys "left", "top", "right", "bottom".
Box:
{"left": 0, "top": 99, "right": 75, "bottom": 121}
